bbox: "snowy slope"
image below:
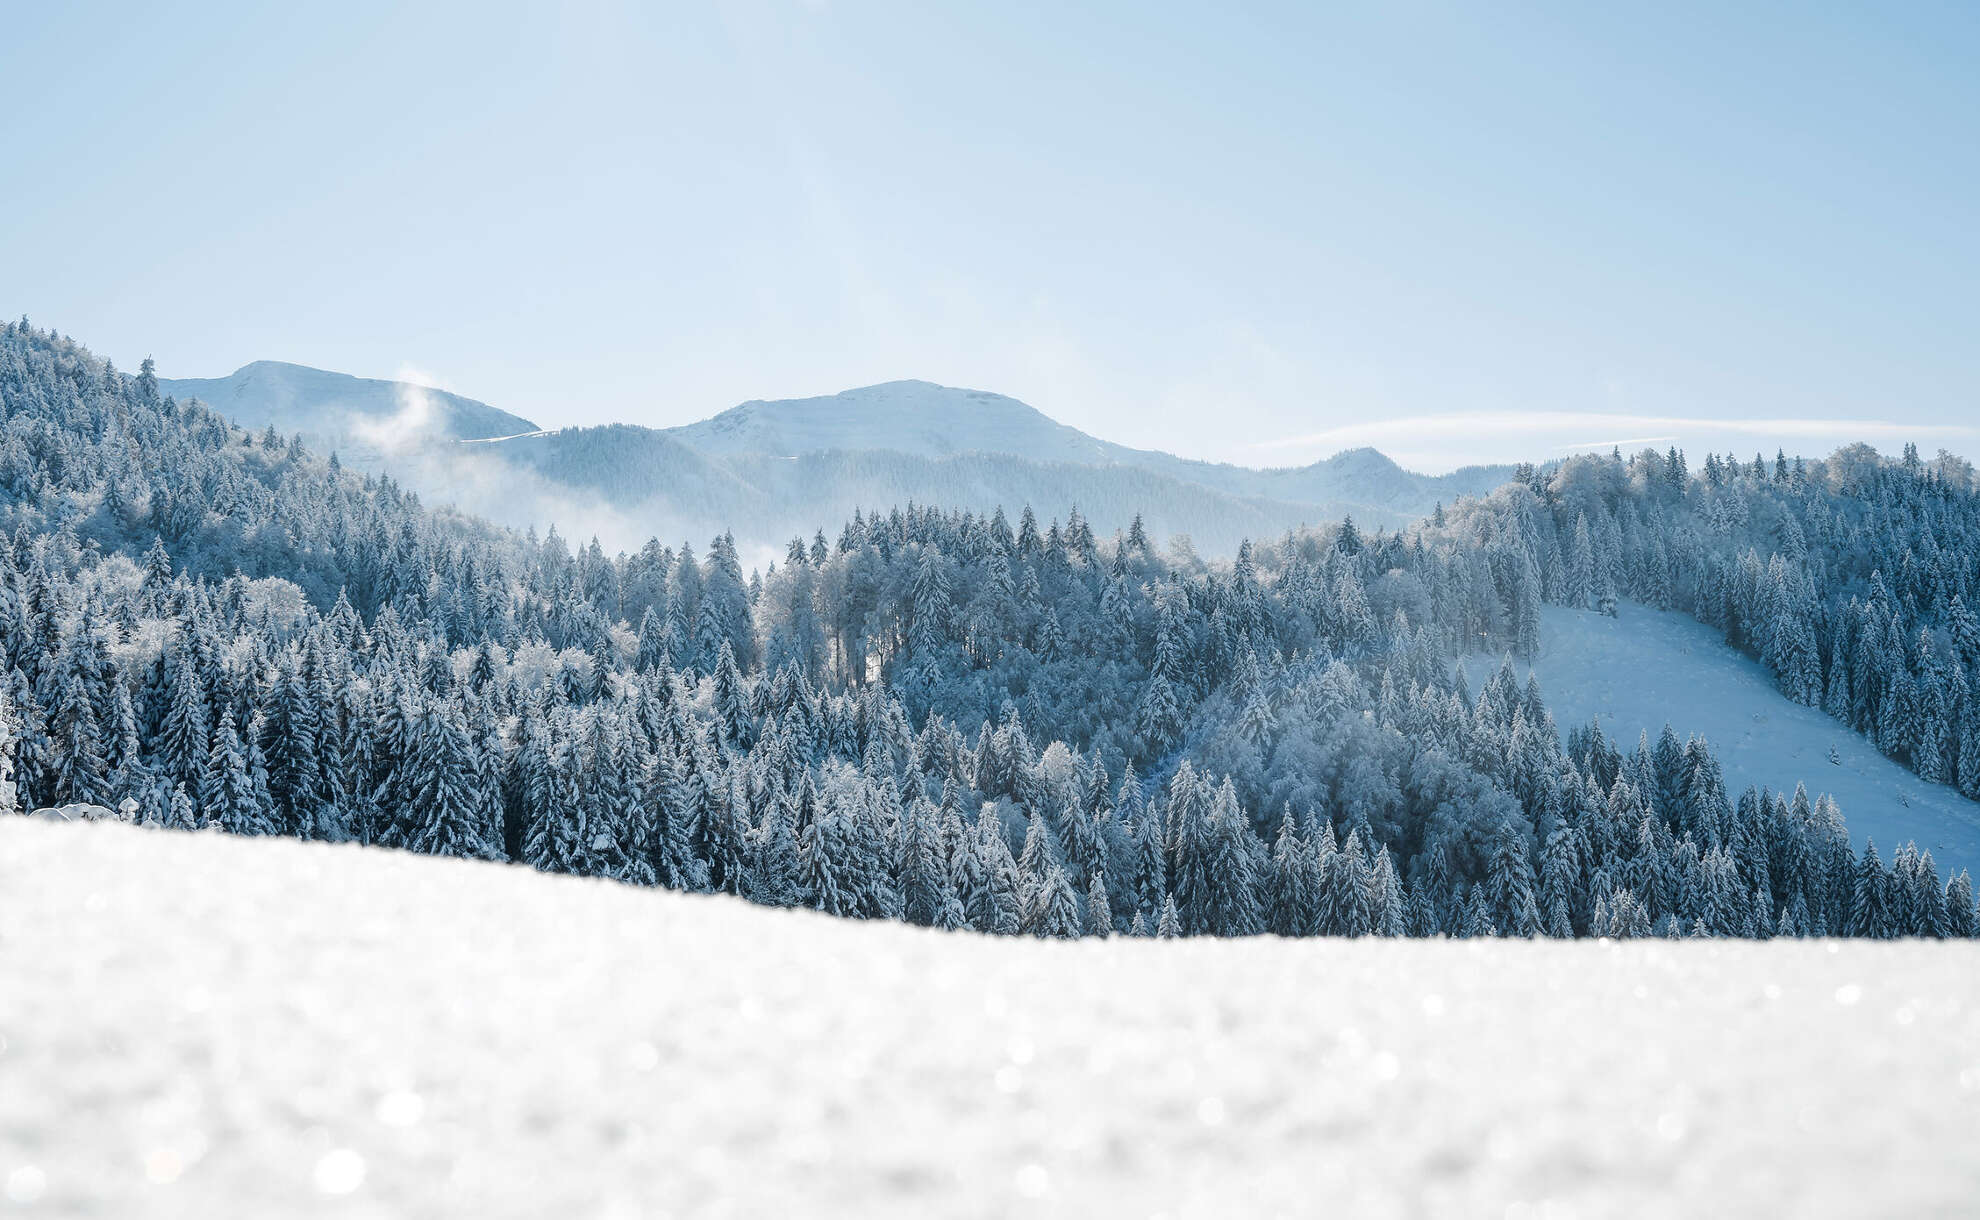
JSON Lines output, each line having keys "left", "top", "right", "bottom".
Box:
{"left": 6, "top": 819, "right": 1978, "bottom": 1219}
{"left": 1468, "top": 602, "right": 1980, "bottom": 876}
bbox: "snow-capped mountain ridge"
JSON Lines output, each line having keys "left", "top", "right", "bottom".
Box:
{"left": 159, "top": 361, "right": 1514, "bottom": 551}
{"left": 165, "top": 362, "right": 1500, "bottom": 492}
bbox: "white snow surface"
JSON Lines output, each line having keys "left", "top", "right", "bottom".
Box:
{"left": 5, "top": 820, "right": 1979, "bottom": 1218}
{"left": 1469, "top": 601, "right": 1980, "bottom": 877}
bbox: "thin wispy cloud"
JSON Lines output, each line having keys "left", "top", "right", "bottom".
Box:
{"left": 1560, "top": 436, "right": 1676, "bottom": 452}
{"left": 393, "top": 364, "right": 455, "bottom": 392}
{"left": 1250, "top": 412, "right": 1980, "bottom": 455}
{"left": 350, "top": 381, "right": 442, "bottom": 456}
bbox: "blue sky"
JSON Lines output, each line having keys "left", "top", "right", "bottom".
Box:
{"left": 4, "top": 1, "right": 1976, "bottom": 470}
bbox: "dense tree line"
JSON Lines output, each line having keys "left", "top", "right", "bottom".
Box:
{"left": 1, "top": 319, "right": 1972, "bottom": 940}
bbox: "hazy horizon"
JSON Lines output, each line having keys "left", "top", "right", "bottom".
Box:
{"left": 156, "top": 355, "right": 1973, "bottom": 478}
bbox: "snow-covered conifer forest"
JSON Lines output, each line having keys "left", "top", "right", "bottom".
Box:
{"left": 2, "top": 319, "right": 1978, "bottom": 940}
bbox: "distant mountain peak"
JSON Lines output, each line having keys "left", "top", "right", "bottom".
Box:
{"left": 1321, "top": 446, "right": 1403, "bottom": 469}
{"left": 667, "top": 380, "right": 1105, "bottom": 463}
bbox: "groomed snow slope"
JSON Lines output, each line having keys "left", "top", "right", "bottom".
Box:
{"left": 5, "top": 822, "right": 1978, "bottom": 1218}
{"left": 1469, "top": 601, "right": 1980, "bottom": 878}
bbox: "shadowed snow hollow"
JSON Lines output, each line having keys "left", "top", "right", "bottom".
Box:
{"left": 3, "top": 820, "right": 1976, "bottom": 1219}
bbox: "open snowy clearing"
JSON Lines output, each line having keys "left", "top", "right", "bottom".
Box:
{"left": 4, "top": 822, "right": 1978, "bottom": 1218}
{"left": 1469, "top": 601, "right": 1980, "bottom": 877}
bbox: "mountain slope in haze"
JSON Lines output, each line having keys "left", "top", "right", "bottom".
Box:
{"left": 657, "top": 376, "right": 1504, "bottom": 505}
{"left": 659, "top": 379, "right": 1508, "bottom": 512}
{"left": 163, "top": 363, "right": 1513, "bottom": 552}
{"left": 486, "top": 426, "right": 1398, "bottom": 559}
{"left": 159, "top": 361, "right": 540, "bottom": 451}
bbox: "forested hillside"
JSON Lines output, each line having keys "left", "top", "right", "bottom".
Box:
{"left": 1423, "top": 447, "right": 1980, "bottom": 804}
{"left": 3, "top": 320, "right": 1973, "bottom": 940}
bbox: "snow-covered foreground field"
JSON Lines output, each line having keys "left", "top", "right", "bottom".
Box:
{"left": 5, "top": 822, "right": 1979, "bottom": 1218}
{"left": 1469, "top": 601, "right": 1980, "bottom": 877}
